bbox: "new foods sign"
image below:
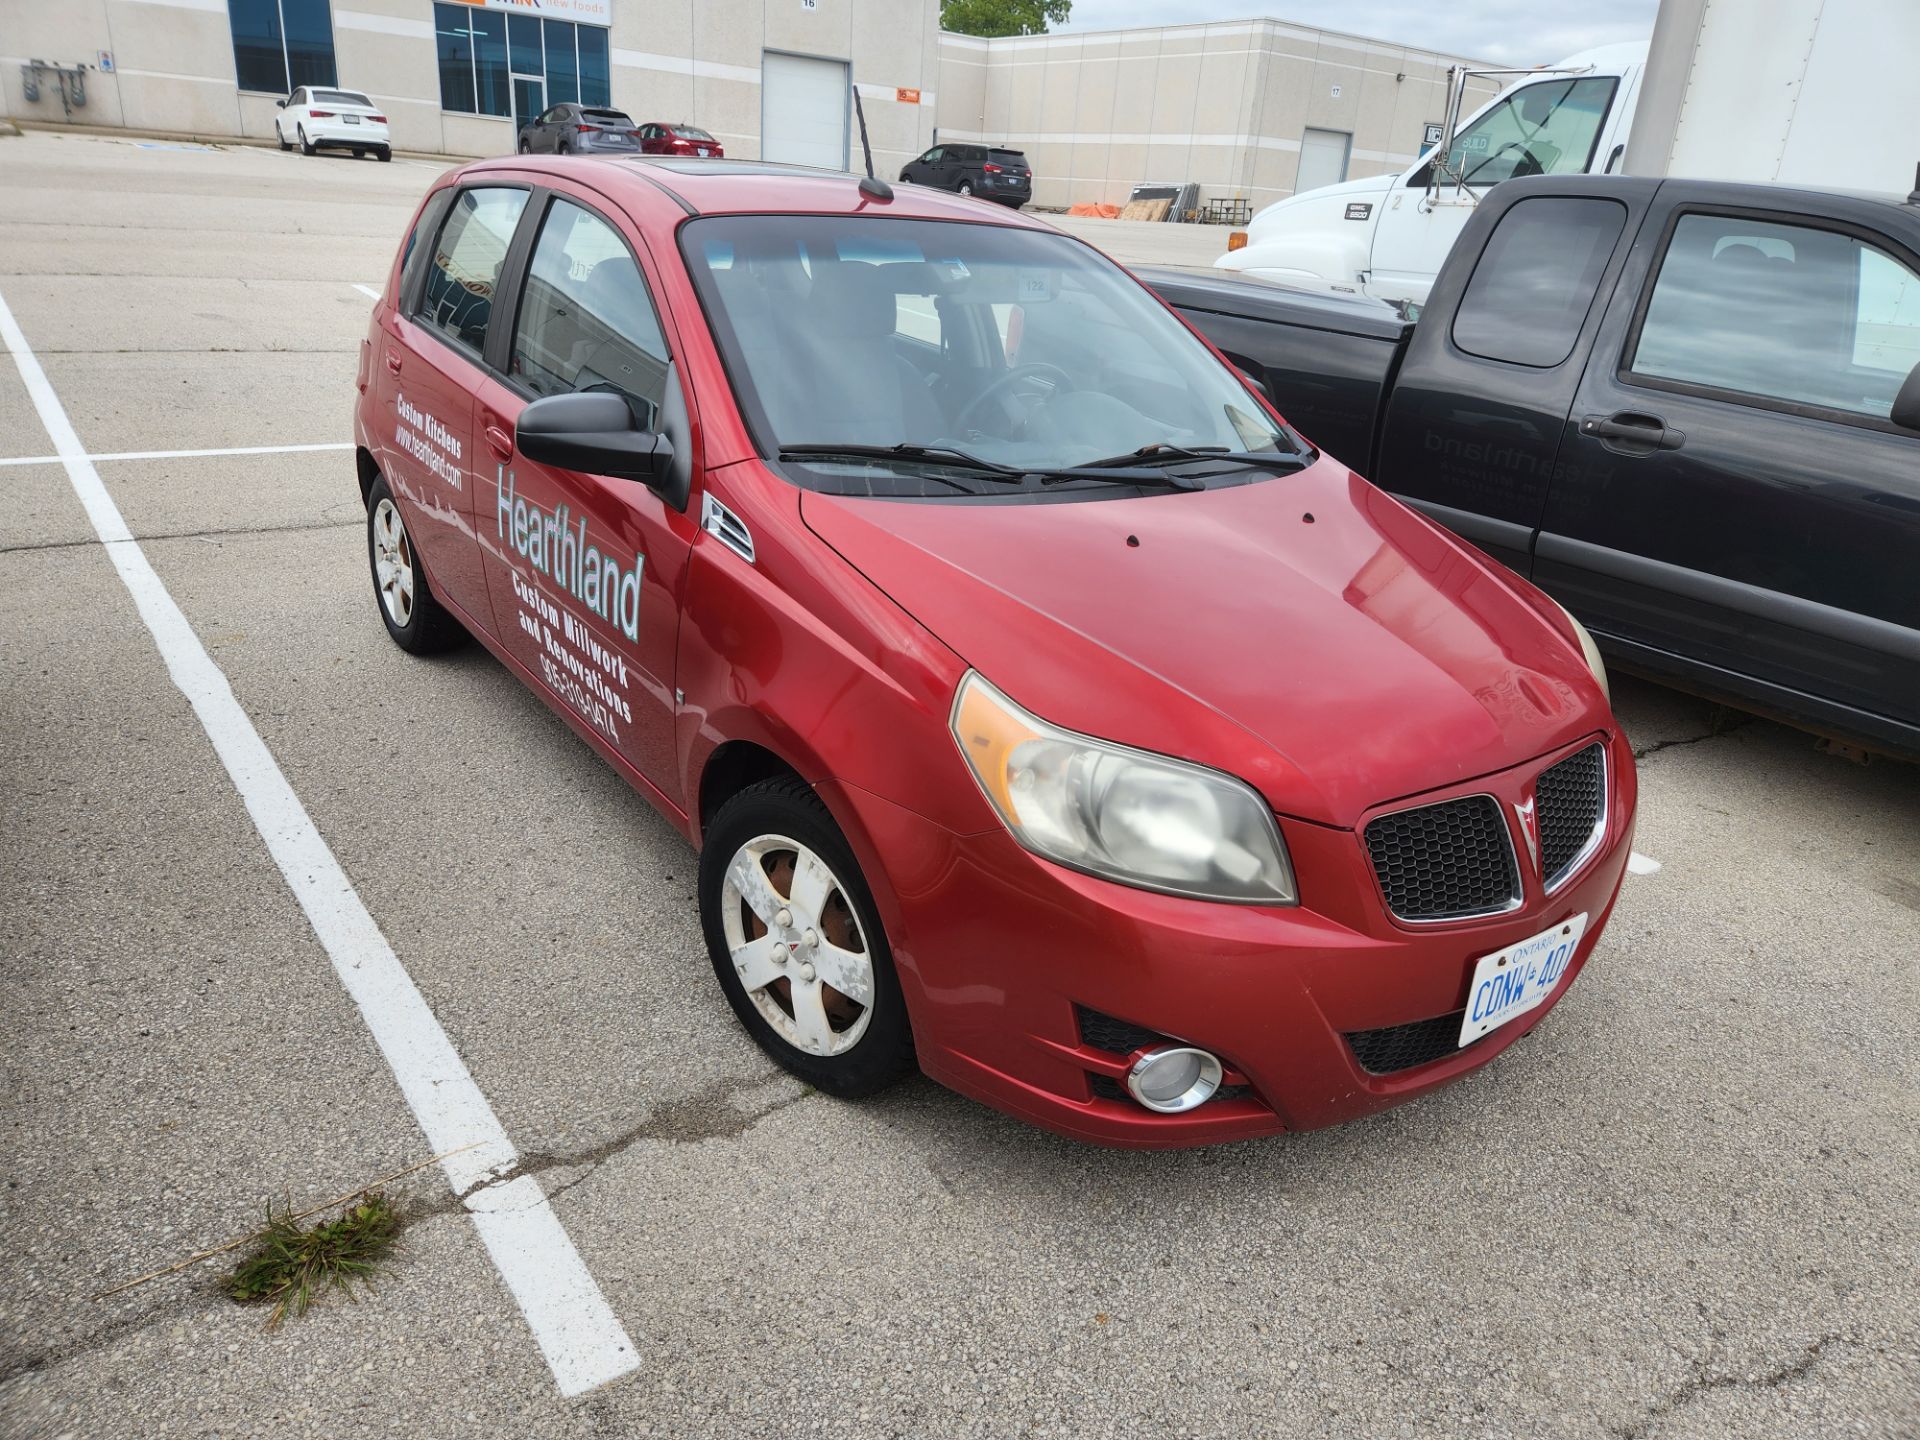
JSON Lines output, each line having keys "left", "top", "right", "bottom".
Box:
{"left": 447, "top": 0, "right": 612, "bottom": 22}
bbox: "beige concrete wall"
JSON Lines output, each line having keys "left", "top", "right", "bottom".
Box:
{"left": 934, "top": 18, "right": 1499, "bottom": 212}
{"left": 0, "top": 0, "right": 940, "bottom": 164}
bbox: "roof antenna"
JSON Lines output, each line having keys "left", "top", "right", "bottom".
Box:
{"left": 1909, "top": 161, "right": 1920, "bottom": 206}
{"left": 850, "top": 84, "right": 891, "bottom": 200}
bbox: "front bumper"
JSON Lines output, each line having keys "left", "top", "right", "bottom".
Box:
{"left": 824, "top": 728, "right": 1636, "bottom": 1147}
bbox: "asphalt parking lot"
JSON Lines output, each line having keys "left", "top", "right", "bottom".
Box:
{"left": 1, "top": 129, "right": 1916, "bottom": 1440}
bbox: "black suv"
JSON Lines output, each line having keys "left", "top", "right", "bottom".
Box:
{"left": 900, "top": 144, "right": 1032, "bottom": 208}
{"left": 516, "top": 104, "right": 639, "bottom": 156}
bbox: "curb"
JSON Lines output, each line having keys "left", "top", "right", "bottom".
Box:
{"left": 4, "top": 117, "right": 472, "bottom": 163}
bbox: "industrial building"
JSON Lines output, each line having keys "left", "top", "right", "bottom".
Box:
{"left": 1, "top": 2, "right": 1493, "bottom": 212}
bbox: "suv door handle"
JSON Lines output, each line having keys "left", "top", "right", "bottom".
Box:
{"left": 1580, "top": 412, "right": 1684, "bottom": 451}
{"left": 484, "top": 423, "right": 513, "bottom": 461}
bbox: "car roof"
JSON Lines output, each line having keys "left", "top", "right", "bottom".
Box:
{"left": 452, "top": 154, "right": 1064, "bottom": 228}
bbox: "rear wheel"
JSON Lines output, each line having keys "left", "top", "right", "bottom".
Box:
{"left": 957, "top": 180, "right": 974, "bottom": 196}
{"left": 298, "top": 125, "right": 315, "bottom": 156}
{"left": 377, "top": 146, "right": 391, "bottom": 163}
{"left": 365, "top": 476, "right": 463, "bottom": 655}
{"left": 699, "top": 779, "right": 914, "bottom": 1098}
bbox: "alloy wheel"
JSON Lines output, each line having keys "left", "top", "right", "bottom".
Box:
{"left": 720, "top": 833, "right": 875, "bottom": 1057}
{"left": 371, "top": 497, "right": 415, "bottom": 627}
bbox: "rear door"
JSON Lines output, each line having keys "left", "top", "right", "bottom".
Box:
{"left": 1540, "top": 188, "right": 1920, "bottom": 742}
{"left": 471, "top": 183, "right": 697, "bottom": 797}
{"left": 372, "top": 183, "right": 533, "bottom": 630}
{"left": 1372, "top": 182, "right": 1644, "bottom": 572}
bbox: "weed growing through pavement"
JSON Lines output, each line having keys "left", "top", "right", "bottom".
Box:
{"left": 225, "top": 1189, "right": 399, "bottom": 1329}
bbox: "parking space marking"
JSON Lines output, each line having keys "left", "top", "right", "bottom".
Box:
{"left": 1628, "top": 851, "right": 1662, "bottom": 876}
{"left": 0, "top": 286, "right": 640, "bottom": 1399}
{"left": 0, "top": 441, "right": 353, "bottom": 468}
{"left": 351, "top": 283, "right": 381, "bottom": 300}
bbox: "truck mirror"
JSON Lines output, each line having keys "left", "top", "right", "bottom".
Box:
{"left": 1893, "top": 362, "right": 1920, "bottom": 433}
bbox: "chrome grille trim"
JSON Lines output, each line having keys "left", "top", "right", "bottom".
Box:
{"left": 1539, "top": 743, "right": 1609, "bottom": 894}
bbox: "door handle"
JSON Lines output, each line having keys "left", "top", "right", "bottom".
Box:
{"left": 384, "top": 352, "right": 403, "bottom": 374}
{"left": 1579, "top": 412, "right": 1684, "bottom": 452}
{"left": 485, "top": 423, "right": 513, "bottom": 461}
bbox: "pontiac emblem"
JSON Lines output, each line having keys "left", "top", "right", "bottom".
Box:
{"left": 1513, "top": 796, "right": 1541, "bottom": 872}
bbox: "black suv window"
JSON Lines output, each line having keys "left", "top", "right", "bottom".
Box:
{"left": 1451, "top": 196, "right": 1626, "bottom": 367}
{"left": 417, "top": 186, "right": 529, "bottom": 356}
{"left": 511, "top": 198, "right": 670, "bottom": 426}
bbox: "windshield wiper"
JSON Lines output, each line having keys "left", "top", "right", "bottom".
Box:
{"left": 777, "top": 442, "right": 1026, "bottom": 481}
{"left": 1073, "top": 442, "right": 1311, "bottom": 472}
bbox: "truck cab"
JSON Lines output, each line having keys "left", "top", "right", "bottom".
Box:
{"left": 1217, "top": 42, "right": 1647, "bottom": 306}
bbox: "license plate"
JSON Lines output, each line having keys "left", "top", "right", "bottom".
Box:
{"left": 344, "top": 115, "right": 360, "bottom": 124}
{"left": 697, "top": 147, "right": 710, "bottom": 156}
{"left": 1458, "top": 913, "right": 1587, "bottom": 1046}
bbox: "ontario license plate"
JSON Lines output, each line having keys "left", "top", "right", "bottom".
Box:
{"left": 345, "top": 114, "right": 360, "bottom": 124}
{"left": 1458, "top": 913, "right": 1587, "bottom": 1046}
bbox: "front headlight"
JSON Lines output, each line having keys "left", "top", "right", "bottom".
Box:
{"left": 949, "top": 672, "right": 1297, "bottom": 904}
{"left": 1546, "top": 597, "right": 1610, "bottom": 702}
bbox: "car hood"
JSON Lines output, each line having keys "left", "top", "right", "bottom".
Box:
{"left": 800, "top": 457, "right": 1606, "bottom": 828}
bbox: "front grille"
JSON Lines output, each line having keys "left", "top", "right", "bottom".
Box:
{"left": 1363, "top": 795, "right": 1519, "bottom": 922}
{"left": 1346, "top": 1010, "right": 1486, "bottom": 1075}
{"left": 1536, "top": 744, "right": 1606, "bottom": 889}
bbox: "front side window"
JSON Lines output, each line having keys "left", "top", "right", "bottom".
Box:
{"left": 1428, "top": 76, "right": 1617, "bottom": 188}
{"left": 1629, "top": 213, "right": 1920, "bottom": 421}
{"left": 681, "top": 216, "right": 1289, "bottom": 495}
{"left": 434, "top": 3, "right": 609, "bottom": 116}
{"left": 920, "top": 147, "right": 943, "bottom": 164}
{"left": 511, "top": 200, "right": 670, "bottom": 426}
{"left": 229, "top": 0, "right": 337, "bottom": 94}
{"left": 1451, "top": 196, "right": 1627, "bottom": 367}
{"left": 418, "top": 187, "right": 529, "bottom": 355}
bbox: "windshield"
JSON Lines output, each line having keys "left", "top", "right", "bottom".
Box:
{"left": 1434, "top": 76, "right": 1616, "bottom": 187}
{"left": 680, "top": 215, "right": 1288, "bottom": 494}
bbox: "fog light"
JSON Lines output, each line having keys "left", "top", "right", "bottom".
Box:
{"left": 1125, "top": 1045, "right": 1223, "bottom": 1114}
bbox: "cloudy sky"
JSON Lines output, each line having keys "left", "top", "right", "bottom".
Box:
{"left": 1055, "top": 0, "right": 1658, "bottom": 66}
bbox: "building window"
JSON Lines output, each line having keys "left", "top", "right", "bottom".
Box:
{"left": 433, "top": 3, "right": 609, "bottom": 118}
{"left": 230, "top": 0, "right": 337, "bottom": 95}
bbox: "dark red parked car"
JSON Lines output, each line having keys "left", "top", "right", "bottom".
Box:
{"left": 636, "top": 122, "right": 723, "bottom": 158}
{"left": 353, "top": 156, "right": 1635, "bottom": 1146}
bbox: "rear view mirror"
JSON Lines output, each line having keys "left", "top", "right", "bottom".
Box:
{"left": 1892, "top": 362, "right": 1920, "bottom": 432}
{"left": 517, "top": 392, "right": 671, "bottom": 483}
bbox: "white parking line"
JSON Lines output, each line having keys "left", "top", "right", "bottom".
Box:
{"left": 351, "top": 283, "right": 381, "bottom": 300}
{"left": 0, "top": 287, "right": 639, "bottom": 1399}
{"left": 0, "top": 441, "right": 353, "bottom": 469}
{"left": 1628, "top": 851, "right": 1663, "bottom": 876}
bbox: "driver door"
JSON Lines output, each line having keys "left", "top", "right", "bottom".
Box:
{"left": 471, "top": 186, "right": 697, "bottom": 799}
{"left": 1370, "top": 75, "right": 1620, "bottom": 304}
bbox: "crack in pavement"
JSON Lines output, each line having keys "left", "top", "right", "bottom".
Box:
{"left": 1632, "top": 712, "right": 1755, "bottom": 760}
{"left": 1608, "top": 1332, "right": 1857, "bottom": 1439}
{"left": 0, "top": 519, "right": 359, "bottom": 556}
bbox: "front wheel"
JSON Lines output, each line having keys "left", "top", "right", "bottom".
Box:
{"left": 365, "top": 476, "right": 464, "bottom": 654}
{"left": 518, "top": 138, "right": 530, "bottom": 154}
{"left": 700, "top": 779, "right": 915, "bottom": 1098}
{"left": 276, "top": 122, "right": 290, "bottom": 152}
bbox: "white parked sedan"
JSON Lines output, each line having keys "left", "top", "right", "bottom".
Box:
{"left": 274, "top": 87, "right": 390, "bottom": 162}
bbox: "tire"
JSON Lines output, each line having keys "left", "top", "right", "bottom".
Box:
{"left": 298, "top": 125, "right": 315, "bottom": 156}
{"left": 700, "top": 778, "right": 915, "bottom": 1098}
{"left": 276, "top": 123, "right": 290, "bottom": 152}
{"left": 353, "top": 148, "right": 366, "bottom": 158}
{"left": 957, "top": 180, "right": 974, "bottom": 196}
{"left": 365, "top": 476, "right": 464, "bottom": 655}
{"left": 377, "top": 146, "right": 392, "bottom": 163}
{"left": 518, "top": 138, "right": 531, "bottom": 154}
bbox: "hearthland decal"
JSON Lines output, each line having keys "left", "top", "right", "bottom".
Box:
{"left": 496, "top": 466, "right": 643, "bottom": 640}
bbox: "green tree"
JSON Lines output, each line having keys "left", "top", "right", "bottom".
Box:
{"left": 940, "top": 0, "right": 1072, "bottom": 38}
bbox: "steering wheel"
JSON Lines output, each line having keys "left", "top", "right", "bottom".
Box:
{"left": 953, "top": 362, "right": 1076, "bottom": 437}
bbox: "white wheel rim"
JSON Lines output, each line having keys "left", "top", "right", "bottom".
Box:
{"left": 721, "top": 833, "right": 875, "bottom": 1057}
{"left": 371, "top": 498, "right": 415, "bottom": 627}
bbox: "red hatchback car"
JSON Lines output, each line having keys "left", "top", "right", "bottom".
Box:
{"left": 354, "top": 156, "right": 1636, "bottom": 1147}
{"left": 636, "top": 122, "right": 723, "bottom": 158}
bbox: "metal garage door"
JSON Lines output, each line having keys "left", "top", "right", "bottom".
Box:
{"left": 761, "top": 51, "right": 849, "bottom": 170}
{"left": 1295, "top": 127, "right": 1352, "bottom": 195}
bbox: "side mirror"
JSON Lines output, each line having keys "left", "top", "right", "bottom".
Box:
{"left": 1236, "top": 366, "right": 1272, "bottom": 403}
{"left": 1892, "top": 362, "right": 1920, "bottom": 432}
{"left": 517, "top": 392, "right": 671, "bottom": 484}
{"left": 276, "top": 99, "right": 287, "bottom": 108}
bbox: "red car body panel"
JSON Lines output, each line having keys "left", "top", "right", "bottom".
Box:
{"left": 355, "top": 156, "right": 1638, "bottom": 1146}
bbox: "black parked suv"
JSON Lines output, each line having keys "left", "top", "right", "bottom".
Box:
{"left": 900, "top": 144, "right": 1031, "bottom": 208}
{"left": 516, "top": 104, "right": 639, "bottom": 156}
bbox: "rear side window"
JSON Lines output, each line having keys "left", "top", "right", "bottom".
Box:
{"left": 511, "top": 199, "right": 670, "bottom": 427}
{"left": 417, "top": 186, "right": 528, "bottom": 355}
{"left": 1629, "top": 212, "right": 1920, "bottom": 421}
{"left": 1451, "top": 196, "right": 1626, "bottom": 367}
